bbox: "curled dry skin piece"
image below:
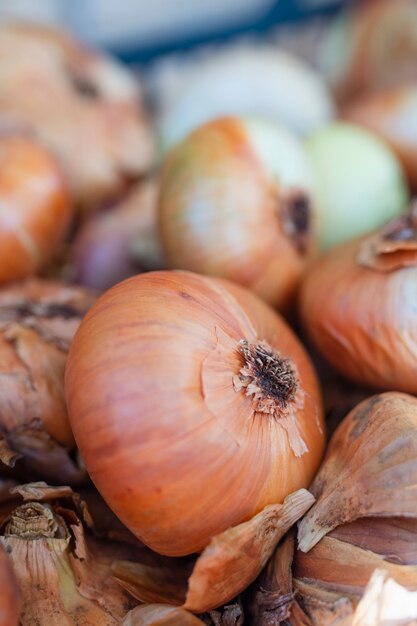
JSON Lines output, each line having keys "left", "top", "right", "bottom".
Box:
{"left": 0, "top": 23, "right": 155, "bottom": 209}
{"left": 0, "top": 135, "right": 72, "bottom": 283}
{"left": 293, "top": 393, "right": 417, "bottom": 622}
{"left": 73, "top": 177, "right": 163, "bottom": 292}
{"left": 66, "top": 271, "right": 324, "bottom": 556}
{"left": 159, "top": 117, "right": 317, "bottom": 310}
{"left": 0, "top": 278, "right": 95, "bottom": 483}
{"left": 300, "top": 208, "right": 417, "bottom": 392}
{"left": 112, "top": 489, "right": 314, "bottom": 613}
{"left": 0, "top": 481, "right": 139, "bottom": 625}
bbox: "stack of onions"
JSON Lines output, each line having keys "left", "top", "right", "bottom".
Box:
{"left": 65, "top": 270, "right": 325, "bottom": 557}
{"left": 159, "top": 117, "right": 318, "bottom": 310}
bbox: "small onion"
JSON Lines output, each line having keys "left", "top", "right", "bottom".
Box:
{"left": 299, "top": 208, "right": 417, "bottom": 392}
{"left": 306, "top": 122, "right": 409, "bottom": 250}
{"left": 0, "top": 135, "right": 72, "bottom": 283}
{"left": 65, "top": 271, "right": 325, "bottom": 556}
{"left": 342, "top": 86, "right": 417, "bottom": 191}
{"left": 159, "top": 117, "right": 318, "bottom": 310}
{"left": 156, "top": 46, "right": 334, "bottom": 150}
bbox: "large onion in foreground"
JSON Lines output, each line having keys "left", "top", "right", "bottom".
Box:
{"left": 65, "top": 271, "right": 324, "bottom": 556}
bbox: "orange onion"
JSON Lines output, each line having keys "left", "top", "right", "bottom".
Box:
{"left": 0, "top": 24, "right": 155, "bottom": 210}
{"left": 299, "top": 207, "right": 417, "bottom": 392}
{"left": 65, "top": 271, "right": 325, "bottom": 556}
{"left": 0, "top": 135, "right": 72, "bottom": 283}
{"left": 342, "top": 87, "right": 417, "bottom": 191}
{"left": 319, "top": 0, "right": 417, "bottom": 101}
{"left": 158, "top": 117, "right": 317, "bottom": 310}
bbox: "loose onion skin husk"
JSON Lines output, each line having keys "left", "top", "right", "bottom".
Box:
{"left": 65, "top": 270, "right": 324, "bottom": 556}
{"left": 0, "top": 135, "right": 72, "bottom": 283}
{"left": 159, "top": 117, "right": 317, "bottom": 310}
{"left": 0, "top": 543, "right": 20, "bottom": 626}
{"left": 0, "top": 23, "right": 155, "bottom": 210}
{"left": 299, "top": 210, "right": 417, "bottom": 392}
{"left": 0, "top": 278, "right": 95, "bottom": 483}
{"left": 342, "top": 87, "right": 417, "bottom": 191}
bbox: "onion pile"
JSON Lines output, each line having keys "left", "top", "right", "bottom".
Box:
{"left": 1, "top": 12, "right": 417, "bottom": 626}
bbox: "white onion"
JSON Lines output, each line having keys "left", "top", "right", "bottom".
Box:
{"left": 158, "top": 46, "right": 335, "bottom": 151}
{"left": 306, "top": 122, "right": 410, "bottom": 250}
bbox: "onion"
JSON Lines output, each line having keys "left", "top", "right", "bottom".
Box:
{"left": 159, "top": 117, "right": 318, "bottom": 310}
{"left": 65, "top": 271, "right": 325, "bottom": 556}
{"left": 342, "top": 86, "right": 417, "bottom": 191}
{"left": 0, "top": 135, "right": 72, "bottom": 283}
{"left": 306, "top": 122, "right": 409, "bottom": 250}
{"left": 0, "top": 278, "right": 95, "bottom": 484}
{"left": 0, "top": 23, "right": 155, "bottom": 210}
{"left": 319, "top": 0, "right": 417, "bottom": 101}
{"left": 299, "top": 208, "right": 417, "bottom": 392}
{"left": 156, "top": 46, "right": 334, "bottom": 150}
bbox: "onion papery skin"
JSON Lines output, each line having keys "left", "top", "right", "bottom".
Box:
{"left": 299, "top": 228, "right": 417, "bottom": 392}
{"left": 159, "top": 117, "right": 317, "bottom": 310}
{"left": 65, "top": 271, "right": 324, "bottom": 556}
{"left": 0, "top": 135, "right": 72, "bottom": 283}
{"left": 342, "top": 87, "right": 417, "bottom": 191}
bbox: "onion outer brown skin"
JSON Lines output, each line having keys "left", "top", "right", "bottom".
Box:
{"left": 342, "top": 87, "right": 417, "bottom": 191}
{"left": 0, "top": 135, "right": 72, "bottom": 283}
{"left": 65, "top": 270, "right": 324, "bottom": 556}
{"left": 0, "top": 544, "right": 20, "bottom": 626}
{"left": 159, "top": 117, "right": 317, "bottom": 310}
{"left": 299, "top": 235, "right": 417, "bottom": 392}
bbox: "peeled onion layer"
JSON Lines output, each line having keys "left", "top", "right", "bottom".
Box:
{"left": 112, "top": 488, "right": 314, "bottom": 613}
{"left": 306, "top": 122, "right": 409, "bottom": 250}
{"left": 66, "top": 271, "right": 324, "bottom": 556}
{"left": 0, "top": 543, "right": 20, "bottom": 626}
{"left": 159, "top": 117, "right": 318, "bottom": 310}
